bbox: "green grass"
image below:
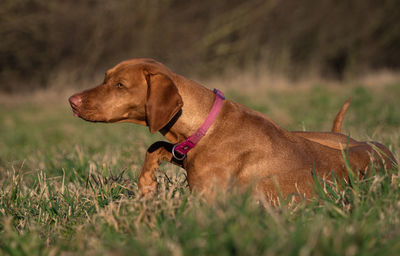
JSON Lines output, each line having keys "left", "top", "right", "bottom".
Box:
{"left": 0, "top": 83, "right": 400, "bottom": 255}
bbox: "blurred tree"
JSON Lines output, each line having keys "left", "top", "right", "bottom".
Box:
{"left": 0, "top": 0, "right": 399, "bottom": 92}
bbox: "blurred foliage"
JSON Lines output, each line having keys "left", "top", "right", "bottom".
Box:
{"left": 1, "top": 0, "right": 400, "bottom": 92}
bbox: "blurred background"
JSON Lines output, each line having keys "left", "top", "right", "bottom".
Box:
{"left": 1, "top": 0, "right": 400, "bottom": 93}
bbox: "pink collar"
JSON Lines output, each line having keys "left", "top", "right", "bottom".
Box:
{"left": 172, "top": 89, "right": 225, "bottom": 160}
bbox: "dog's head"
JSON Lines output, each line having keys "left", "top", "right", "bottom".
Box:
{"left": 69, "top": 58, "right": 183, "bottom": 133}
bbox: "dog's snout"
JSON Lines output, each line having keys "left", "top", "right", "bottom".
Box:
{"left": 69, "top": 94, "right": 83, "bottom": 117}
{"left": 69, "top": 94, "right": 82, "bottom": 108}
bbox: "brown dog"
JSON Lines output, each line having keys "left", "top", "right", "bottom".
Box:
{"left": 69, "top": 58, "right": 396, "bottom": 200}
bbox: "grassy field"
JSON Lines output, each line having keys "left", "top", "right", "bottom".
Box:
{"left": 0, "top": 80, "right": 400, "bottom": 255}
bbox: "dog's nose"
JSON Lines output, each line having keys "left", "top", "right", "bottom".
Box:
{"left": 69, "top": 94, "right": 82, "bottom": 108}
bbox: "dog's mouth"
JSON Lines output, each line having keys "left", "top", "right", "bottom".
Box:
{"left": 69, "top": 99, "right": 94, "bottom": 121}
{"left": 70, "top": 106, "right": 79, "bottom": 117}
{"left": 70, "top": 102, "right": 83, "bottom": 119}
{"left": 70, "top": 106, "right": 122, "bottom": 123}
{"left": 69, "top": 103, "right": 92, "bottom": 121}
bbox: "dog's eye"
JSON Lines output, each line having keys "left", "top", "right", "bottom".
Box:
{"left": 116, "top": 83, "right": 125, "bottom": 89}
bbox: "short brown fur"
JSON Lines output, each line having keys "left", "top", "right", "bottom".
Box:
{"left": 69, "top": 58, "right": 397, "bottom": 201}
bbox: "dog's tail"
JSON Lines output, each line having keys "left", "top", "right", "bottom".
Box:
{"left": 331, "top": 98, "right": 351, "bottom": 133}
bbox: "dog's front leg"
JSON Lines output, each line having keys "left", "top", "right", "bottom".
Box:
{"left": 138, "top": 141, "right": 183, "bottom": 196}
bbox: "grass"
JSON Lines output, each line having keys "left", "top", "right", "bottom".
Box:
{"left": 0, "top": 81, "right": 400, "bottom": 255}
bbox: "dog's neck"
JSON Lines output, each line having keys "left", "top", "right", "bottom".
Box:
{"left": 160, "top": 74, "right": 217, "bottom": 144}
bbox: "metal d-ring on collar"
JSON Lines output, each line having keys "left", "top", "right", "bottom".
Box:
{"left": 172, "top": 88, "right": 225, "bottom": 161}
{"left": 172, "top": 144, "right": 186, "bottom": 161}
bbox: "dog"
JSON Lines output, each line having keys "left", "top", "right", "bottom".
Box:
{"left": 69, "top": 58, "right": 396, "bottom": 200}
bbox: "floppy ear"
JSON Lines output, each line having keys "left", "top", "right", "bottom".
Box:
{"left": 145, "top": 72, "right": 183, "bottom": 134}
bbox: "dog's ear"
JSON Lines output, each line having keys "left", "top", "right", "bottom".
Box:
{"left": 145, "top": 72, "right": 183, "bottom": 134}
